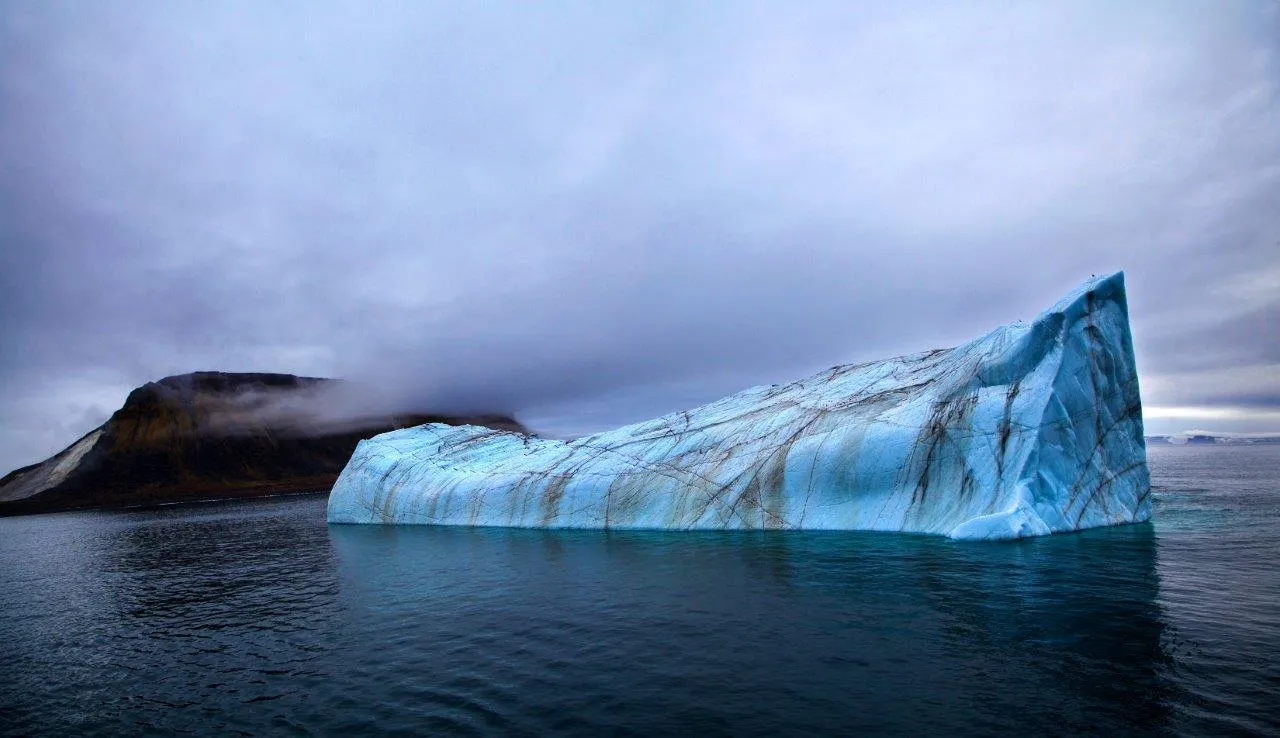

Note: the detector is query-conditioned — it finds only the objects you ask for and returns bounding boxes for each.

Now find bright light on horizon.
[1141,405,1280,437]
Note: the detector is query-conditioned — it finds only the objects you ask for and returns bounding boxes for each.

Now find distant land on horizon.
[1145,433,1280,445]
[0,371,525,517]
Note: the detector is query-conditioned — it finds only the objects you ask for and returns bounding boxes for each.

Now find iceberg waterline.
[327,273,1150,540]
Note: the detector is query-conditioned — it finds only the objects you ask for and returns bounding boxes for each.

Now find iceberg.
[328,272,1150,540]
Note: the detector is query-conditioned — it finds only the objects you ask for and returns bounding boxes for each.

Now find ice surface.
[327,273,1150,539]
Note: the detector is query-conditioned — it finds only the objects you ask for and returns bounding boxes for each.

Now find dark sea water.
[1,444,1277,736]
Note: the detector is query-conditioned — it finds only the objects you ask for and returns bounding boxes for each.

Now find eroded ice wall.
[327,273,1150,539]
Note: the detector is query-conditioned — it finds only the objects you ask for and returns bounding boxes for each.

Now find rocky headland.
[0,372,524,516]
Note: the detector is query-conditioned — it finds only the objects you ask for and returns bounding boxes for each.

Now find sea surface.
[1,444,1277,736]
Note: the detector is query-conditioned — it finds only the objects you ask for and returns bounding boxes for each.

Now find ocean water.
[1,444,1277,736]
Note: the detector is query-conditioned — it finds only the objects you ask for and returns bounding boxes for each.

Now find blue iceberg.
[328,273,1150,539]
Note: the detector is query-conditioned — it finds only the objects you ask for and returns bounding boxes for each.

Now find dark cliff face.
[0,372,526,516]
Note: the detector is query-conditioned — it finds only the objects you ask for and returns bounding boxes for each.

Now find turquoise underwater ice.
[327,273,1150,540]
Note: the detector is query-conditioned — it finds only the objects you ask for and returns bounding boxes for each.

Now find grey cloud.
[1143,302,1279,374]
[1,0,1278,471]
[1202,392,1280,410]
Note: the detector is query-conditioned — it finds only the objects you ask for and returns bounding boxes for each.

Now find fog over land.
[1,1,1277,473]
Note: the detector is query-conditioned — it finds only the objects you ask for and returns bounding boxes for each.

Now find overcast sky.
[1,1,1277,473]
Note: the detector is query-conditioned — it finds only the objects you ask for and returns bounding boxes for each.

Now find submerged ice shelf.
[328,273,1150,540]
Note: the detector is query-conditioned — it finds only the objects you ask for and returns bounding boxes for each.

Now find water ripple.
[1,445,1277,735]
